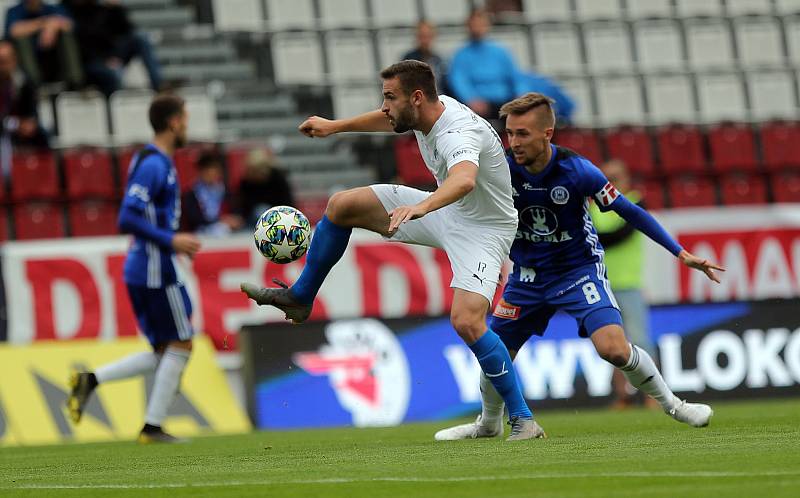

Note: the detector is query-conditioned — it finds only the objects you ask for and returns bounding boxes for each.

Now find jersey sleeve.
[440,128,482,171]
[121,156,165,212]
[574,159,621,212]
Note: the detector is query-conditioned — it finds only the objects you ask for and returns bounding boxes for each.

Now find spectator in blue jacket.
[448,8,526,119]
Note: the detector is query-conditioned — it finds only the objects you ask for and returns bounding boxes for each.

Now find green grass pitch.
[1,398,799,498]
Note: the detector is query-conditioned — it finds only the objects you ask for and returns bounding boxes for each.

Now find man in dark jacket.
[237,147,294,227]
[181,151,242,235]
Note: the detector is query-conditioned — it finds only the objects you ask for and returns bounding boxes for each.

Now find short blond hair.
[499,93,555,127]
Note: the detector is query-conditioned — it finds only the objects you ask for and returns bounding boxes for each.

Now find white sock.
[621,344,678,412]
[95,352,159,383]
[479,371,505,424]
[145,347,190,426]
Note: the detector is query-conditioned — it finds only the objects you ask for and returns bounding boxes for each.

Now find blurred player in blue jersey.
[67,94,202,443]
[435,93,724,440]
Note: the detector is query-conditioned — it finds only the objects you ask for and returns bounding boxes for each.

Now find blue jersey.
[508,144,621,282]
[121,144,181,288]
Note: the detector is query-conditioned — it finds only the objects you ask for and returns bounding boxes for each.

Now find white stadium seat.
[492,27,532,68]
[595,75,645,126]
[522,0,572,22]
[110,90,155,145]
[370,0,419,27]
[212,0,263,31]
[532,23,583,75]
[734,17,784,68]
[574,0,621,20]
[56,91,109,147]
[554,76,594,127]
[583,22,634,73]
[37,96,55,135]
[320,0,367,29]
[675,0,723,18]
[746,70,797,121]
[326,30,377,83]
[785,17,800,64]
[271,32,325,85]
[421,0,470,25]
[634,20,684,71]
[776,0,800,15]
[265,0,315,30]
[685,20,735,70]
[332,85,382,119]
[644,73,696,124]
[726,0,773,16]
[696,72,747,123]
[376,28,416,68]
[180,89,218,142]
[433,28,467,60]
[626,0,673,19]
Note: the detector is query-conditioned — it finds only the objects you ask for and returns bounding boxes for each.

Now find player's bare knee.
[450,314,483,343]
[325,191,351,224]
[168,340,193,353]
[598,342,629,367]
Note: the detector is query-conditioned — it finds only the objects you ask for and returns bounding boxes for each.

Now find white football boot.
[668,399,714,427]
[506,417,547,441]
[434,415,504,441]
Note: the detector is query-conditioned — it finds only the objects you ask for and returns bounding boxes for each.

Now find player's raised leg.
[591,324,713,427]
[241,187,391,323]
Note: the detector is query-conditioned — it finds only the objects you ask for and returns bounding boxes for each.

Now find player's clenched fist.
[299,116,337,138]
[172,232,201,257]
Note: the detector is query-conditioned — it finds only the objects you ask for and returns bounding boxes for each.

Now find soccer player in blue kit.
[67,94,202,443]
[435,93,725,440]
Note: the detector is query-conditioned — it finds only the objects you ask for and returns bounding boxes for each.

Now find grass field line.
[5,470,800,489]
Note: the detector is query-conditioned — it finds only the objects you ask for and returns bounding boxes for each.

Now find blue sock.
[291,216,352,304]
[468,329,532,420]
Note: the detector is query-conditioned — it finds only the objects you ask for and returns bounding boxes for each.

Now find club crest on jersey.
[550,186,569,204]
[493,299,521,320]
[520,206,558,235]
[595,182,619,207]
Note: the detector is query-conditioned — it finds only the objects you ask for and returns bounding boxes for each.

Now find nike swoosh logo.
[485,361,509,378]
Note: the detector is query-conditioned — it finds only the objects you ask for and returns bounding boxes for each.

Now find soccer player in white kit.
[242,60,544,440]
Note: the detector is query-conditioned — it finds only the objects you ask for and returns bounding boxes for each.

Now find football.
[253,206,311,264]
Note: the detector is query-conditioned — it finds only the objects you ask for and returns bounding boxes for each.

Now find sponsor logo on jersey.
[595,182,619,207]
[451,149,470,160]
[520,206,558,235]
[512,187,520,197]
[127,184,150,202]
[551,186,570,204]
[493,299,521,320]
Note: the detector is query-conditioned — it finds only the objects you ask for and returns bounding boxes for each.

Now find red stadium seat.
[770,170,800,203]
[115,146,138,196]
[632,180,666,210]
[394,135,435,188]
[13,202,65,240]
[68,201,119,237]
[0,208,8,241]
[708,123,758,173]
[656,125,706,175]
[63,148,115,199]
[295,196,329,225]
[11,151,59,201]
[719,173,768,205]
[553,127,604,165]
[667,176,717,208]
[224,146,250,194]
[760,121,800,172]
[174,145,207,192]
[604,127,656,176]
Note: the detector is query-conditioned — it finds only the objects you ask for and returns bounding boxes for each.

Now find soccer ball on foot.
[253,206,311,264]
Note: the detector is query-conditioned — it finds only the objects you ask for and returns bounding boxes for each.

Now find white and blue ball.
[253,206,311,264]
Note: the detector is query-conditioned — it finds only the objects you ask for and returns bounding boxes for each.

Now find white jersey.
[413,95,517,229]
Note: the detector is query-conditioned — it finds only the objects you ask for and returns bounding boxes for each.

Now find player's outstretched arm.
[299,110,393,137]
[608,196,725,282]
[388,161,477,233]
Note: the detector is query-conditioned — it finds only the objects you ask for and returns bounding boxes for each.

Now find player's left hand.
[679,249,725,283]
[387,204,427,234]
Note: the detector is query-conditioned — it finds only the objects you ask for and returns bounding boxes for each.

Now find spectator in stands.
[402,20,447,96]
[589,159,658,410]
[181,151,243,236]
[62,0,163,96]
[0,40,49,152]
[448,8,526,119]
[4,0,83,88]
[237,147,294,227]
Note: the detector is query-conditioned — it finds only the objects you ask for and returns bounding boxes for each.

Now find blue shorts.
[489,264,622,351]
[126,283,194,347]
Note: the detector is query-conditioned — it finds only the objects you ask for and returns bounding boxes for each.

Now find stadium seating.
[632,180,667,211]
[584,21,634,73]
[174,146,206,192]
[68,201,119,237]
[643,73,696,125]
[633,19,684,72]
[11,151,59,201]
[553,128,604,166]
[626,0,673,19]
[394,135,435,188]
[224,146,250,193]
[0,208,8,241]
[370,0,419,27]
[604,127,656,176]
[668,176,717,208]
[55,91,110,147]
[656,124,706,174]
[719,173,768,205]
[63,149,116,199]
[13,202,65,240]
[760,121,800,171]
[707,123,758,173]
[746,70,797,121]
[770,170,800,203]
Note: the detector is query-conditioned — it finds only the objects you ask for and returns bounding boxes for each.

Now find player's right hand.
[679,249,725,283]
[299,116,336,138]
[172,233,201,257]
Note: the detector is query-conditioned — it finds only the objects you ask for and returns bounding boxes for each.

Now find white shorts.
[371,184,515,304]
